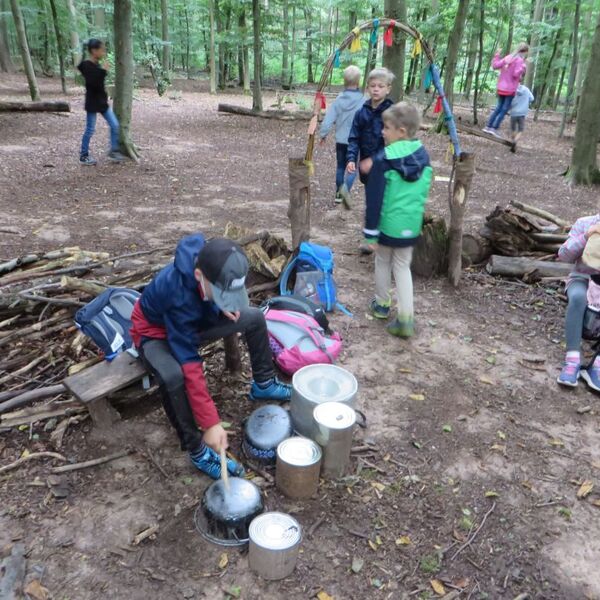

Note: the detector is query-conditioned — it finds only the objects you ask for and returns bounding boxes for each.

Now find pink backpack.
[265,309,343,375]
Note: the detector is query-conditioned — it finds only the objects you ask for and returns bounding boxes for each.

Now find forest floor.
[1,73,600,600]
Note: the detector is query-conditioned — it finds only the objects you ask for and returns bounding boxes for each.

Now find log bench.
[63,334,243,429]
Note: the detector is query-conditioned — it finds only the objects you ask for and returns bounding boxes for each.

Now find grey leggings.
[565,279,589,351]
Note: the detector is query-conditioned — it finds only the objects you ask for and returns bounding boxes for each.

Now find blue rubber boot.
[190,445,245,479]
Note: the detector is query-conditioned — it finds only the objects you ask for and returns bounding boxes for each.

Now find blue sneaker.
[370,299,390,320]
[557,361,580,387]
[580,365,600,392]
[249,378,292,402]
[189,445,245,480]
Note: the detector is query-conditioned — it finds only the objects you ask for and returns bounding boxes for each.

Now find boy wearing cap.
[130,233,291,479]
[557,216,600,391]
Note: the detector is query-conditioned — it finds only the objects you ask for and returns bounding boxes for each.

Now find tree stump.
[448,153,476,287]
[412,214,449,277]
[288,157,311,249]
[462,233,492,266]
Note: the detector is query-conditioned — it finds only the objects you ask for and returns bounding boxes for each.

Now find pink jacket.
[558,214,600,281]
[492,53,527,95]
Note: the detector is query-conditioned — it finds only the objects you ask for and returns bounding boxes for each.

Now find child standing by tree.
[77,39,125,165]
[363,102,433,338]
[319,65,364,205]
[509,82,534,153]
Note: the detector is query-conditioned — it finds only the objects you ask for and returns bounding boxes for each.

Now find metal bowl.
[195,477,264,547]
[242,404,293,465]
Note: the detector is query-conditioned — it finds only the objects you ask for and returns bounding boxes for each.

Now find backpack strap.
[279,256,299,296]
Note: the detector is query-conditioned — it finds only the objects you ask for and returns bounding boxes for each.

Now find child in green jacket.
[364,102,433,338]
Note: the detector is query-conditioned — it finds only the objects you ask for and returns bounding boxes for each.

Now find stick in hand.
[220,447,230,492]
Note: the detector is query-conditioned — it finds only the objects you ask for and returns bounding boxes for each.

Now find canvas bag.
[75,287,140,360]
[265,309,342,375]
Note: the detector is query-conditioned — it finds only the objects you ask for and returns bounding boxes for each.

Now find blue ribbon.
[370,18,380,46]
[333,49,341,68]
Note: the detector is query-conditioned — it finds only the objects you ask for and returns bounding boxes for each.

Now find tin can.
[313,402,356,479]
[248,512,302,580]
[275,437,322,499]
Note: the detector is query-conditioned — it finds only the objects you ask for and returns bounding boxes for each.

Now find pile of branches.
[0,226,289,429]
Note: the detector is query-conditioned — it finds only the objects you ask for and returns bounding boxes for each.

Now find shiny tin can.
[291,364,358,440]
[275,437,322,499]
[248,512,302,580]
[313,402,356,479]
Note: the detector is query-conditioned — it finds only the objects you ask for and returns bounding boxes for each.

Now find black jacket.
[346,98,394,164]
[77,60,109,113]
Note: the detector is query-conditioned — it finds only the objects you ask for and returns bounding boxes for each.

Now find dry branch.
[486,255,572,278]
[0,384,66,414]
[0,451,67,474]
[510,200,570,229]
[0,100,70,112]
[218,103,311,121]
[51,449,134,473]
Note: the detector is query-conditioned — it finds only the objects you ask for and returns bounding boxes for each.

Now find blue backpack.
[279,242,350,315]
[75,288,141,361]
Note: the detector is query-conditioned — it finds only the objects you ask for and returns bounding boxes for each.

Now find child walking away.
[364,102,433,338]
[319,65,364,205]
[77,39,126,165]
[483,42,529,138]
[509,83,534,153]
[557,217,600,391]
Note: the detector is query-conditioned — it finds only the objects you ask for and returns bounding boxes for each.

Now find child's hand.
[346,162,356,174]
[585,225,600,240]
[359,157,373,175]
[102,61,110,71]
[203,423,229,452]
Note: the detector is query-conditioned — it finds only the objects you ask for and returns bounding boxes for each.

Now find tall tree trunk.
[472,0,485,124]
[442,0,470,108]
[506,0,515,53]
[65,0,80,67]
[209,0,216,94]
[251,0,262,111]
[39,0,53,75]
[525,0,544,89]
[383,0,407,101]
[281,0,289,85]
[559,0,581,138]
[305,7,313,84]
[9,0,40,100]
[567,9,600,184]
[215,0,225,88]
[534,12,563,120]
[113,0,137,159]
[160,0,169,72]
[93,0,105,32]
[184,4,190,78]
[463,18,478,99]
[48,0,67,92]
[288,3,296,89]
[239,7,249,93]
[0,0,15,72]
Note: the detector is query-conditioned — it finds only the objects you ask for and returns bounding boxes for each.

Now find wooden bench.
[63,334,242,429]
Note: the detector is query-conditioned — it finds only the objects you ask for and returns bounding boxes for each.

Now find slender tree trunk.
[239,7,249,93]
[9,0,40,100]
[567,8,600,184]
[251,0,262,111]
[281,0,289,85]
[64,0,80,67]
[288,3,296,89]
[463,18,478,98]
[0,0,15,72]
[39,0,53,75]
[209,0,216,94]
[472,0,485,124]
[184,4,190,78]
[559,0,580,138]
[48,0,67,93]
[305,7,313,84]
[506,0,515,53]
[383,0,407,101]
[442,0,470,108]
[215,0,225,88]
[113,0,137,159]
[525,0,544,89]
[160,0,169,72]
[93,0,105,32]
[534,12,563,120]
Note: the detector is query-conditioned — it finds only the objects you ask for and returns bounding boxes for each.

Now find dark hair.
[86,38,104,53]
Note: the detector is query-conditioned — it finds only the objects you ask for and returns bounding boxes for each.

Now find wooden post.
[288,158,311,248]
[224,334,242,373]
[447,152,476,287]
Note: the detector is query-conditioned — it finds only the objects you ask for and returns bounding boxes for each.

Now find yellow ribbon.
[350,27,362,53]
[411,37,422,58]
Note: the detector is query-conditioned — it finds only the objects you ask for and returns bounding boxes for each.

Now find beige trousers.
[374,245,414,320]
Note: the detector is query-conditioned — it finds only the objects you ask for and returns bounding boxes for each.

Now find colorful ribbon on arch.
[350,27,362,52]
[315,91,327,110]
[370,18,380,46]
[383,20,396,47]
[333,49,341,68]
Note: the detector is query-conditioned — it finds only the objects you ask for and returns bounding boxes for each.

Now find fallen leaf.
[442,424,452,433]
[351,556,364,573]
[395,535,411,545]
[453,528,467,542]
[490,444,506,453]
[485,490,499,498]
[412,441,422,449]
[24,580,49,600]
[21,449,31,458]
[479,375,494,385]
[317,592,333,600]
[409,393,425,401]
[497,430,506,440]
[486,355,496,365]
[218,552,229,569]
[371,482,386,492]
[591,499,600,507]
[453,576,471,588]
[430,579,446,595]
[592,461,600,470]
[375,535,383,546]
[368,539,378,551]
[549,438,564,447]
[227,586,241,599]
[399,368,412,373]
[371,578,383,588]
[577,480,594,499]
[221,421,232,429]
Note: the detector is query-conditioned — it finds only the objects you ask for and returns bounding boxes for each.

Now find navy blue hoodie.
[346,98,394,164]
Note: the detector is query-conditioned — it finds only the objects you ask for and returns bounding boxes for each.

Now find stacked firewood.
[0,226,289,425]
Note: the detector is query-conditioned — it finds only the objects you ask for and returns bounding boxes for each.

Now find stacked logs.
[0,226,289,421]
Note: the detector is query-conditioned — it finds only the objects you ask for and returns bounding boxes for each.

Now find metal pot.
[275,437,322,499]
[195,477,264,547]
[313,402,356,479]
[249,512,302,580]
[291,364,358,440]
[242,404,293,465]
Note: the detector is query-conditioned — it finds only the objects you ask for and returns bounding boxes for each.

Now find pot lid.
[313,402,356,430]
[292,364,358,404]
[245,404,292,450]
[277,437,322,466]
[249,512,301,550]
[202,477,263,522]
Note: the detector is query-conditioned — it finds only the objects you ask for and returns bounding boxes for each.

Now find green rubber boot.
[387,317,414,339]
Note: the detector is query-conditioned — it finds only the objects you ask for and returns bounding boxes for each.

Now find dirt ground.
[1,73,600,600]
